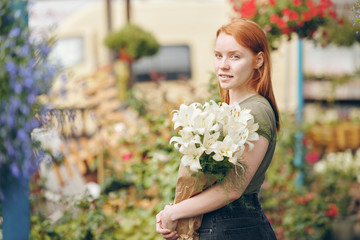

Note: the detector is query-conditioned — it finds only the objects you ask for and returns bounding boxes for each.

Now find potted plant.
[229,0,342,49]
[104,23,159,62]
[312,149,360,239]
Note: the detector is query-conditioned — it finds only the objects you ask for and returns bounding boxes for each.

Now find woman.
[156,18,280,240]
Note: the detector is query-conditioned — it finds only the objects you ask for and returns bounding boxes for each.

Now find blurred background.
[1,0,360,239]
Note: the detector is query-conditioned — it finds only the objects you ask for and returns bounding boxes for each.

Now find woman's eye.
[231,55,240,59]
[215,53,222,58]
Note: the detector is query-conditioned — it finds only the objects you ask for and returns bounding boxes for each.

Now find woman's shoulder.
[239,95,276,141]
[239,95,274,119]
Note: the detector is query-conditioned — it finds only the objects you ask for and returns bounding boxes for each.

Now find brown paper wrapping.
[173,163,216,240]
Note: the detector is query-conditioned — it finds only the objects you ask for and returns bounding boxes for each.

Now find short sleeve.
[239,98,276,143]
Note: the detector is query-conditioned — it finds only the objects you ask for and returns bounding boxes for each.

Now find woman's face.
[214,33,255,92]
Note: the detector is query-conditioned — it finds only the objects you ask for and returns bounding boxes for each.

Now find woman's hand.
[156,209,179,240]
[161,205,178,231]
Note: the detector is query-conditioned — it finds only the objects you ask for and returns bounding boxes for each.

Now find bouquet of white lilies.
[170,100,259,180]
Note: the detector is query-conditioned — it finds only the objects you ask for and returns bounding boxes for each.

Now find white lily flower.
[169,100,260,173]
[202,130,220,154]
[192,111,216,135]
[218,103,232,125]
[229,128,249,146]
[179,142,205,172]
[203,100,220,116]
[229,146,246,164]
[172,103,201,129]
[170,127,200,149]
[212,135,239,161]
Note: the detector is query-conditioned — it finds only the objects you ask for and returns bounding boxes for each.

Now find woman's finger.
[161,231,178,240]
[156,221,171,234]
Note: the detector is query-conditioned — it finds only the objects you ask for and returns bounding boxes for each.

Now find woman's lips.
[218,74,233,81]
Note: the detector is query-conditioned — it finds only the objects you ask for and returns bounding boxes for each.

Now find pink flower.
[122,153,133,161]
[305,152,320,164]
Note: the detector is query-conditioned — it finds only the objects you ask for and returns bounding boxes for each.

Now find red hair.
[216,18,280,131]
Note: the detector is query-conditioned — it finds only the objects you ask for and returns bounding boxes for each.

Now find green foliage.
[30,89,181,239]
[261,115,345,239]
[353,0,360,26]
[199,153,233,183]
[317,18,360,47]
[29,75,360,239]
[30,195,122,240]
[207,72,221,103]
[104,23,159,60]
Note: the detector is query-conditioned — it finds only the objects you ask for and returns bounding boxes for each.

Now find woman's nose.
[219,58,230,69]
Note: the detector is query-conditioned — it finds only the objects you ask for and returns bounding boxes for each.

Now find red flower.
[266,214,273,225]
[282,8,291,16]
[329,10,337,19]
[292,0,302,7]
[338,18,344,25]
[305,151,320,164]
[289,11,299,21]
[295,192,314,204]
[240,0,257,18]
[302,136,309,147]
[270,13,280,24]
[302,11,312,21]
[320,0,334,7]
[281,8,299,21]
[282,27,292,35]
[309,7,317,17]
[306,226,315,235]
[325,204,339,218]
[277,18,287,29]
[268,0,276,6]
[306,0,315,8]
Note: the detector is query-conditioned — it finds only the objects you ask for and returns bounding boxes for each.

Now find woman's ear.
[255,52,264,69]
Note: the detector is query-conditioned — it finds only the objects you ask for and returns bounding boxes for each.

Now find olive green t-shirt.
[238,94,277,194]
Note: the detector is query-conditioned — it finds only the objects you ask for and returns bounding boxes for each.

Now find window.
[133,45,192,82]
[49,37,84,67]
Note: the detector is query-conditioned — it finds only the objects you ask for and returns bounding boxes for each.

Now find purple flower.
[9,27,21,38]
[10,162,20,178]
[17,128,28,142]
[5,61,17,77]
[10,96,21,110]
[22,159,37,179]
[24,77,34,89]
[5,114,15,129]
[17,44,30,57]
[26,93,36,104]
[19,66,32,78]
[39,44,51,56]
[11,81,23,94]
[20,104,30,115]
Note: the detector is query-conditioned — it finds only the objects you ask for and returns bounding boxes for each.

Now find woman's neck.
[229,89,257,105]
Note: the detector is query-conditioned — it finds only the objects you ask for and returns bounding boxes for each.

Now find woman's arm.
[162,136,269,223]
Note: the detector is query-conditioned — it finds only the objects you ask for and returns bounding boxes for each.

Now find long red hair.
[216,18,280,131]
